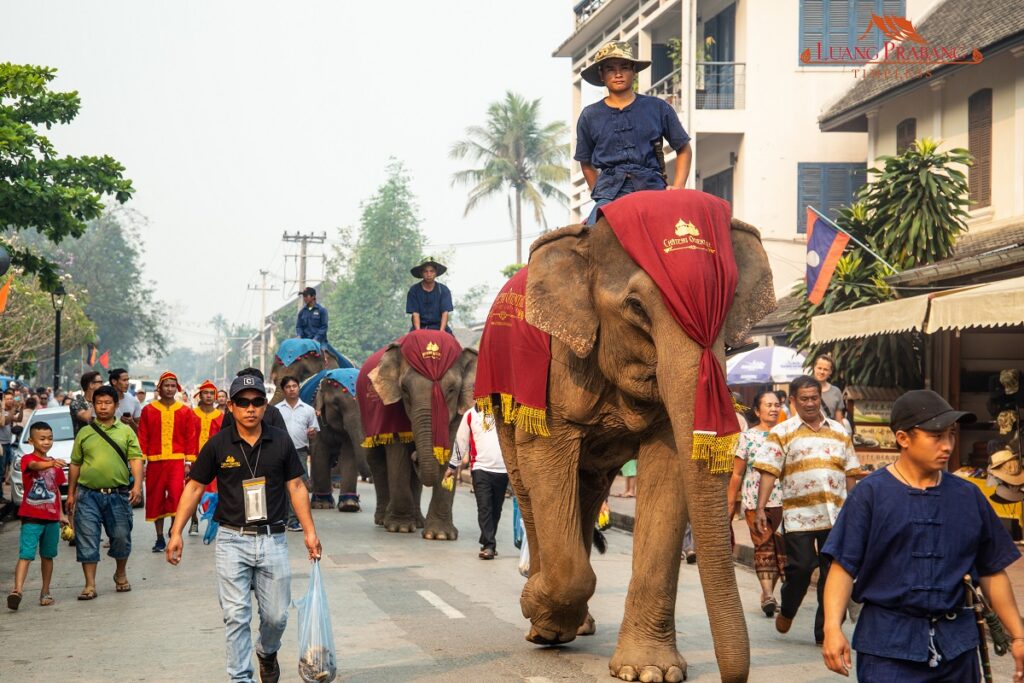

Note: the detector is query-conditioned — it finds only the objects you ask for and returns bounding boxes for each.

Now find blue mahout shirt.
[821,468,1020,663]
[296,302,328,342]
[574,94,691,202]
[406,282,453,333]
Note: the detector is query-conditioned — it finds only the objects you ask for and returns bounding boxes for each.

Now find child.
[8,422,68,610]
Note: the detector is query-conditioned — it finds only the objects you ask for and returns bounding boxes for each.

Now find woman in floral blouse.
[727,388,785,617]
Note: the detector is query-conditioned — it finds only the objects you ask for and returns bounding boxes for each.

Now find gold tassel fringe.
[398,431,414,444]
[475,393,549,436]
[432,446,450,466]
[361,431,415,448]
[691,431,739,474]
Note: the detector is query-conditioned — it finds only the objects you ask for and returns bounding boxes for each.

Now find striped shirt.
[752,416,860,533]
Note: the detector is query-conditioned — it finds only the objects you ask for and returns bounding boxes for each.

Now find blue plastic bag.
[296,561,337,682]
[199,492,219,545]
[512,497,523,549]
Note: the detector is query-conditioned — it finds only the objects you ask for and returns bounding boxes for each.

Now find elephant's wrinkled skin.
[370,344,478,540]
[269,348,338,404]
[496,218,775,682]
[312,380,372,511]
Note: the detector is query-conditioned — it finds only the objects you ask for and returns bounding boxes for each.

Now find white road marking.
[417,590,465,619]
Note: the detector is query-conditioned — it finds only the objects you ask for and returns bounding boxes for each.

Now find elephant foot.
[422,520,458,541]
[521,576,584,646]
[609,643,687,682]
[374,510,386,526]
[338,494,360,512]
[415,513,425,529]
[577,612,596,636]
[383,514,418,534]
[310,495,335,510]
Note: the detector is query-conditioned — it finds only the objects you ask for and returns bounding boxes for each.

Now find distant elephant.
[366,332,478,540]
[270,338,353,404]
[310,369,371,511]
[485,208,775,682]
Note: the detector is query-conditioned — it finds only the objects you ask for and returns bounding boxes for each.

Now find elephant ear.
[525,224,597,358]
[456,347,479,415]
[723,218,777,347]
[370,345,403,406]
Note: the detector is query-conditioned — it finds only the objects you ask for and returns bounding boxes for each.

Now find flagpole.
[810,206,898,274]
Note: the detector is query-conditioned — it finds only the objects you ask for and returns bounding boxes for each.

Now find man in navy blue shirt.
[295,287,328,343]
[821,390,1024,681]
[406,258,453,334]
[576,41,692,224]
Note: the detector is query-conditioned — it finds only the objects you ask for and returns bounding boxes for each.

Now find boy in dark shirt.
[7,422,68,610]
[575,41,692,224]
[821,390,1024,681]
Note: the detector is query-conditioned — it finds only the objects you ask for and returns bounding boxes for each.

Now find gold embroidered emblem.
[422,341,441,360]
[221,454,241,469]
[663,217,716,255]
[675,219,699,237]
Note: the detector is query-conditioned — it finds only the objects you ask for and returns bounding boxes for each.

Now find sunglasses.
[231,396,268,408]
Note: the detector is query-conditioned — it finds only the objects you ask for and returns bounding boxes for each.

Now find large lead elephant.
[370,340,478,540]
[494,216,775,682]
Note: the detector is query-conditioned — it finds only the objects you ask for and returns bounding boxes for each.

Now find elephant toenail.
[617,665,638,681]
[665,666,685,682]
[639,665,664,682]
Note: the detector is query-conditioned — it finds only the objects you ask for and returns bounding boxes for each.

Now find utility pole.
[282,231,327,307]
[248,269,278,375]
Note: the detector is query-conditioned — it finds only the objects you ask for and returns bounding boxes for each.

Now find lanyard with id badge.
[240,440,267,523]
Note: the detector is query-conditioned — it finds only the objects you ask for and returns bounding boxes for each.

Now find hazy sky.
[3,1,597,353]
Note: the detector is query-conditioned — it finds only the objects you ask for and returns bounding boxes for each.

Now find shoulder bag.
[87,420,135,486]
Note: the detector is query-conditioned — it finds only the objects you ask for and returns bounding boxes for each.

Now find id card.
[242,477,268,523]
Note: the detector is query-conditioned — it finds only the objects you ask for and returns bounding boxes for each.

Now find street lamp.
[51,284,66,391]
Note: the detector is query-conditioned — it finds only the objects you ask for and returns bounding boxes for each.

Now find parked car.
[10,407,73,506]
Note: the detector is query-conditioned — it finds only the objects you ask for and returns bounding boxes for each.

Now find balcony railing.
[573,0,609,28]
[644,62,747,110]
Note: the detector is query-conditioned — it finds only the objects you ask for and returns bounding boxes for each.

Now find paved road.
[0,486,1015,682]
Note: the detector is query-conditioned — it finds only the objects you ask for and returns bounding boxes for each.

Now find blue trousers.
[74,487,133,563]
[856,648,980,682]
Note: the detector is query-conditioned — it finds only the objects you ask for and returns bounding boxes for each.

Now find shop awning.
[925,275,1024,333]
[810,294,932,343]
[810,275,1024,343]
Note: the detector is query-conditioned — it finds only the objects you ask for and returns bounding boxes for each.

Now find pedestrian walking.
[221,368,288,433]
[138,371,199,552]
[66,385,144,600]
[812,353,845,422]
[575,41,692,224]
[7,422,68,610]
[275,375,317,532]
[753,374,860,644]
[821,390,1024,681]
[109,368,142,432]
[216,389,229,412]
[190,379,224,533]
[70,372,104,434]
[0,390,22,502]
[727,389,786,617]
[166,373,321,683]
[406,257,454,334]
[443,406,507,559]
[615,459,637,497]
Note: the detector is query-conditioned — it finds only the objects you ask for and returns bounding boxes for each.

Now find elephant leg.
[309,437,335,509]
[517,434,593,646]
[574,464,619,637]
[367,448,389,526]
[496,421,541,577]
[356,447,372,481]
[336,439,361,512]
[410,467,425,528]
[382,444,418,533]
[422,476,458,541]
[610,430,688,683]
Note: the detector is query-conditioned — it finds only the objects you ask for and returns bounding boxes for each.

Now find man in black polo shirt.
[166,374,321,683]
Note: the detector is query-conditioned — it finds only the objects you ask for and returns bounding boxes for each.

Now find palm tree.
[450,91,570,264]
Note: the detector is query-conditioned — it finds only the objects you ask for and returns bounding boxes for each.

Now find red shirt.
[138,401,199,462]
[19,453,66,521]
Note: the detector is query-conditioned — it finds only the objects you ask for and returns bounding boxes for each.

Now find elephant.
[270,338,352,404]
[310,370,372,512]
[489,214,775,682]
[368,338,478,540]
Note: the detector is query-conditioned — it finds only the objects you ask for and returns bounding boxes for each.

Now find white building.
[554,0,940,297]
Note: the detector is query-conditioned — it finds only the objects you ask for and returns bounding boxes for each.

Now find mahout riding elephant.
[362,330,478,540]
[270,338,353,403]
[479,193,775,682]
[307,368,372,511]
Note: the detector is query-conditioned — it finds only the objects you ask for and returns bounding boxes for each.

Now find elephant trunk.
[409,406,441,488]
[657,334,750,682]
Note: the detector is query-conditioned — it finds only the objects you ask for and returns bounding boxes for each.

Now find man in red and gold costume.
[138,371,198,553]
[188,379,223,535]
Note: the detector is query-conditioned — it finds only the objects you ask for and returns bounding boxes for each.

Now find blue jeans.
[74,487,134,563]
[215,528,292,683]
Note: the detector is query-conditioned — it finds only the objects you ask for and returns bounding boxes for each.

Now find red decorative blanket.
[473,267,552,436]
[357,342,412,448]
[399,330,462,465]
[600,189,739,473]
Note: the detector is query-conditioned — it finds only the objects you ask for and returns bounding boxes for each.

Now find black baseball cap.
[299,287,316,297]
[229,374,267,399]
[890,390,975,433]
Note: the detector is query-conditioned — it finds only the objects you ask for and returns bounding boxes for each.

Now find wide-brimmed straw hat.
[581,41,651,86]
[411,257,447,279]
[989,449,1024,486]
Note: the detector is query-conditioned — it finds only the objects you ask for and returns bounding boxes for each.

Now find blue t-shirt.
[822,468,1020,663]
[296,302,328,342]
[574,94,691,202]
[405,282,453,332]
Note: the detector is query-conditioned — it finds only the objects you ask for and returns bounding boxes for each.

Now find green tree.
[0,63,134,290]
[453,284,490,328]
[21,209,167,362]
[500,263,525,280]
[325,160,425,363]
[450,91,570,264]
[786,140,972,387]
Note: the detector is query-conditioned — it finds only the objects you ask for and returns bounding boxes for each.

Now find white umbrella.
[726,346,807,385]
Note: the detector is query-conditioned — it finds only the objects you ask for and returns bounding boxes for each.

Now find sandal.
[761,595,777,618]
[113,574,131,593]
[7,591,22,610]
[78,587,98,600]
[39,593,54,607]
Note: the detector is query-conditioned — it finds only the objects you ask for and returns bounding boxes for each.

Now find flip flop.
[78,587,98,600]
[39,593,54,607]
[113,574,131,593]
[7,591,22,610]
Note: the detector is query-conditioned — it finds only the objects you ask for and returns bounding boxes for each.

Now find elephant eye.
[625,296,650,326]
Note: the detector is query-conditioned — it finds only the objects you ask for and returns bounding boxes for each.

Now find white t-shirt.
[116,392,143,419]
[448,408,506,474]
[277,399,319,450]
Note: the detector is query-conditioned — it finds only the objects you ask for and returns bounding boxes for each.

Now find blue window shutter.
[797,163,824,234]
[800,0,826,64]
[826,165,853,218]
[829,0,851,55]
[798,163,866,233]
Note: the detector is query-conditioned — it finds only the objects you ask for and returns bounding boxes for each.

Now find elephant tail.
[592,528,607,555]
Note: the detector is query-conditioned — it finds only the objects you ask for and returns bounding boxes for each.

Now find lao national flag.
[805,208,850,305]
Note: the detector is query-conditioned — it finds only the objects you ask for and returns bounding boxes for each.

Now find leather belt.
[220,523,286,536]
[81,485,131,495]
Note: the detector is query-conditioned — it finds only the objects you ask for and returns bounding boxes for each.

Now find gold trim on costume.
[782,491,846,510]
